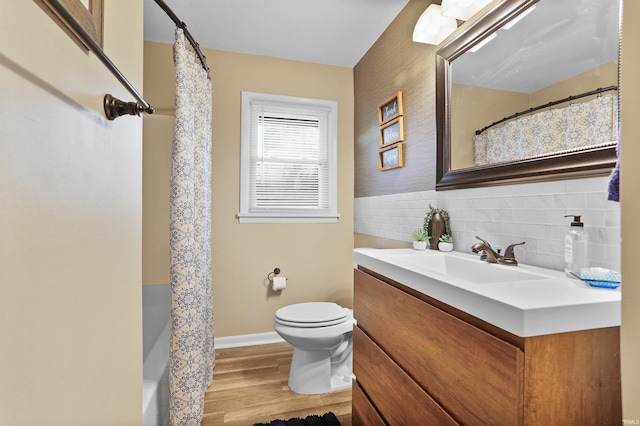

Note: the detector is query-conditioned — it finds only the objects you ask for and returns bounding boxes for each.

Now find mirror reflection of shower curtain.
[169,28,214,426]
[475,94,618,165]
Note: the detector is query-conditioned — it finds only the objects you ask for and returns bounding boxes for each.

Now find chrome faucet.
[471,236,525,266]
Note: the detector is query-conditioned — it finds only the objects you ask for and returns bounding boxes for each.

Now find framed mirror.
[435,0,620,190]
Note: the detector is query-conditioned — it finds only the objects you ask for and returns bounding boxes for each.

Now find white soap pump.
[564,214,588,278]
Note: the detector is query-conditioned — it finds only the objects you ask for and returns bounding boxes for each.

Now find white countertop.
[353,248,621,337]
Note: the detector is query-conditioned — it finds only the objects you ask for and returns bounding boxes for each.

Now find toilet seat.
[275,302,348,328]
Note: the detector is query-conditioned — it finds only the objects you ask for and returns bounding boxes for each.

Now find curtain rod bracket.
[104,94,154,120]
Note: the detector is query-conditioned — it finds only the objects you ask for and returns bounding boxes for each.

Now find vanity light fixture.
[412,4,457,45]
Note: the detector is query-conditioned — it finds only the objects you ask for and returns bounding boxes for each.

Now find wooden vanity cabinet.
[352,267,622,425]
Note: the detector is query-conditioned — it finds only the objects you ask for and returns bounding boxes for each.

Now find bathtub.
[143,285,170,426]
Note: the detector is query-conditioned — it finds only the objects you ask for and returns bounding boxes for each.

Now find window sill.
[237,212,340,224]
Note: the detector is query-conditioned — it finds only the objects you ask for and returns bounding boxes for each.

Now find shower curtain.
[474,93,618,165]
[169,29,214,426]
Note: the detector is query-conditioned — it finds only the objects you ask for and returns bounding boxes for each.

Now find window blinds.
[248,103,330,211]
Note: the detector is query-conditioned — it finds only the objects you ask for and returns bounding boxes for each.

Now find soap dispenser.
[564,215,588,278]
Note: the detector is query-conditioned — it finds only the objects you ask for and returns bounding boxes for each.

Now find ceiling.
[143,0,411,68]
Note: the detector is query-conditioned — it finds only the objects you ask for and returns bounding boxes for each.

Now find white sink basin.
[353,247,621,337]
[386,251,547,284]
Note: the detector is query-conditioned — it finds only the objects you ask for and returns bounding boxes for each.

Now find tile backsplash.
[354,176,621,272]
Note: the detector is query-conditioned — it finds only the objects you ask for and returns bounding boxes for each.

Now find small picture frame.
[379,116,404,147]
[378,143,404,171]
[378,91,404,125]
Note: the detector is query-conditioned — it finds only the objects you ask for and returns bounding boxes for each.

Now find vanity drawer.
[351,380,386,426]
[354,269,524,424]
[353,326,458,425]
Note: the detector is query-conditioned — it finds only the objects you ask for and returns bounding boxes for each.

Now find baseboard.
[215,332,285,349]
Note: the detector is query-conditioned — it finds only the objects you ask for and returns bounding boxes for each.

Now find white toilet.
[273,302,356,395]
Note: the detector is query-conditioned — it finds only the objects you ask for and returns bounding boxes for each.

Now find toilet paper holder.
[267,267,286,283]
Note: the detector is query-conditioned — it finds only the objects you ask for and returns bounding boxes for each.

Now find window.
[238,92,339,223]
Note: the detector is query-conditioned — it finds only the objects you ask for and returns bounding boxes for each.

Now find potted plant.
[412,228,429,250]
[423,205,452,250]
[438,234,453,252]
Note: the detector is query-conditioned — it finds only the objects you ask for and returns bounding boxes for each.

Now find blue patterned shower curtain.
[473,93,618,166]
[169,29,214,426]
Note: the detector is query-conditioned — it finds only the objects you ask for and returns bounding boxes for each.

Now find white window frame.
[238,91,339,224]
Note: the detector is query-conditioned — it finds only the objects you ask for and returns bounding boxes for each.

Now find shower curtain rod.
[475,85,618,135]
[153,0,211,79]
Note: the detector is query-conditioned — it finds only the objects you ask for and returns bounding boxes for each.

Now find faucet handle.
[475,235,492,247]
[504,241,525,259]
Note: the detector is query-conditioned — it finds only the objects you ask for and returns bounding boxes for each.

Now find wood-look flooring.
[202,342,352,426]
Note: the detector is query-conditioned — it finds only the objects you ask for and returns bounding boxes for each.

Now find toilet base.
[287,347,353,395]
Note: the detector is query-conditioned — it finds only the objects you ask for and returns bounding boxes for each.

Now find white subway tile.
[354,177,620,272]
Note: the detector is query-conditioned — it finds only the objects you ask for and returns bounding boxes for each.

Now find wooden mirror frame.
[435,0,619,191]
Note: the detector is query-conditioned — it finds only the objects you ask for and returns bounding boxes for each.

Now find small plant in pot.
[412,229,429,251]
[438,234,453,252]
[423,205,452,250]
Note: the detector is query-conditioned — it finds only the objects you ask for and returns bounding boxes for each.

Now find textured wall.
[354,0,438,197]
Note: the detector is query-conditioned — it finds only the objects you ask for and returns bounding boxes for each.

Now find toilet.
[273,302,356,395]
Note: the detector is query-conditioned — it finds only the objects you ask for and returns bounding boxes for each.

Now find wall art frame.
[379,116,405,147]
[378,143,405,171]
[378,91,404,125]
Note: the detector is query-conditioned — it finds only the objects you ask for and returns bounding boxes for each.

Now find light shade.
[412,4,458,45]
[441,0,493,21]
[441,0,475,21]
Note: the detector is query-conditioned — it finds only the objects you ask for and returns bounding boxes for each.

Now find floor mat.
[253,412,341,426]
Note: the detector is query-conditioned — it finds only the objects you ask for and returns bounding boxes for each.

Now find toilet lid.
[275,302,348,327]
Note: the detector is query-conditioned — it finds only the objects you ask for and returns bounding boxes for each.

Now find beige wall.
[531,61,618,106]
[0,1,143,425]
[620,0,640,418]
[450,84,529,169]
[142,114,173,285]
[143,42,354,337]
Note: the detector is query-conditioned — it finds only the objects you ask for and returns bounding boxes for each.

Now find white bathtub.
[143,285,170,426]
